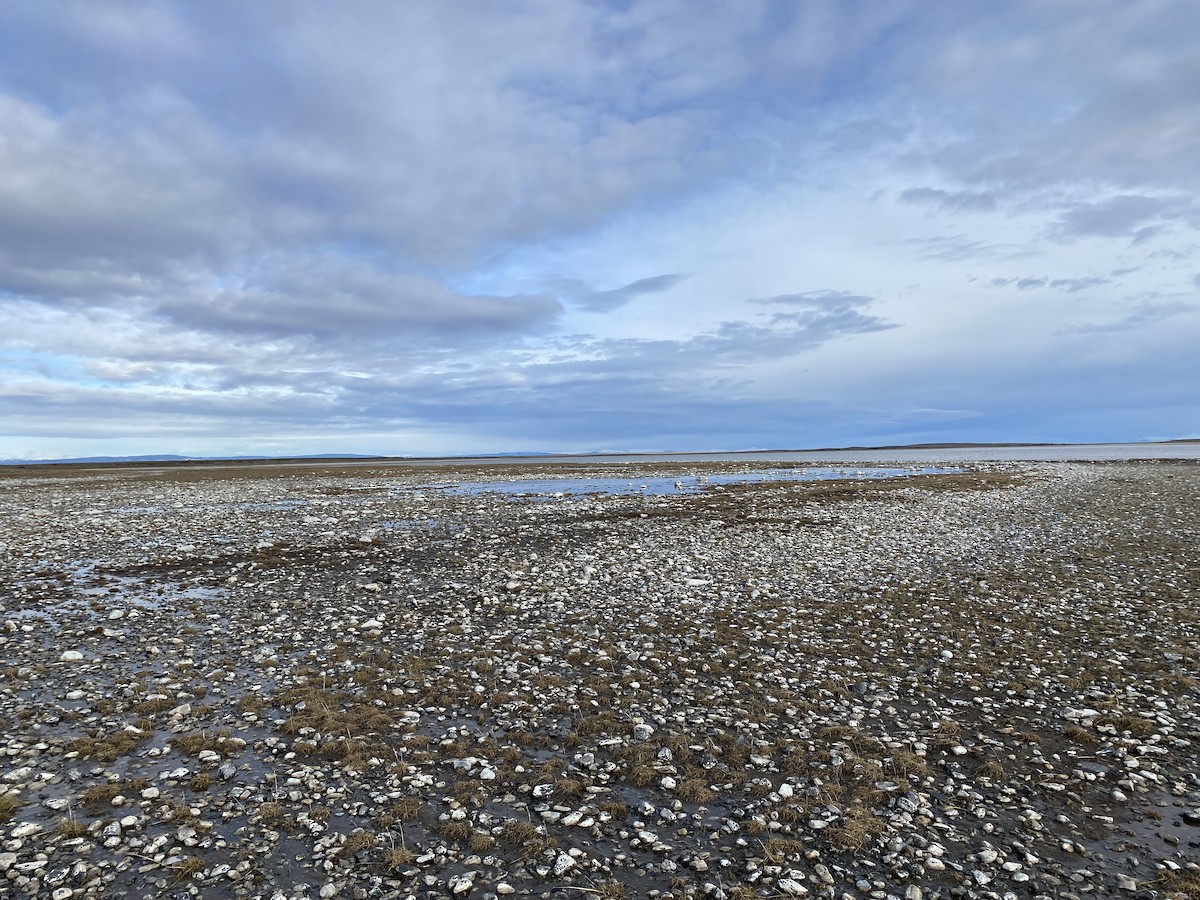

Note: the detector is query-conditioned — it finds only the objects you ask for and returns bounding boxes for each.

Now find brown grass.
[68,729,150,762]
[676,777,716,804]
[469,832,497,852]
[341,830,376,856]
[1160,870,1200,899]
[257,802,283,822]
[1098,715,1158,737]
[169,730,231,757]
[976,759,1005,780]
[762,837,807,864]
[435,820,473,841]
[598,800,628,820]
[380,846,417,869]
[1062,724,1099,745]
[826,806,885,852]
[171,856,205,884]
[56,817,90,838]
[379,797,422,825]
[81,783,122,808]
[885,751,931,780]
[0,794,19,823]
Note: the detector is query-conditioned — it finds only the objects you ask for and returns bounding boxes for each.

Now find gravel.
[1,458,1198,899]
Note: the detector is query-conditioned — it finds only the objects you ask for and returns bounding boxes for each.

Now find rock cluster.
[0,459,1198,899]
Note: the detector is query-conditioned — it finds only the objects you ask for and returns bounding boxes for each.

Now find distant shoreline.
[2,438,1199,470]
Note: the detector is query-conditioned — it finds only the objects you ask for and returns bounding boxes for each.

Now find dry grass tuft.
[885,751,930,780]
[762,837,807,864]
[976,759,1005,780]
[469,832,497,852]
[341,829,376,856]
[435,820,473,841]
[676,778,716,804]
[1062,724,1099,745]
[171,856,205,884]
[826,806,885,852]
[56,816,90,838]
[257,801,283,822]
[0,793,20,823]
[68,729,150,762]
[169,730,231,757]
[380,846,416,869]
[81,783,122,808]
[598,800,628,820]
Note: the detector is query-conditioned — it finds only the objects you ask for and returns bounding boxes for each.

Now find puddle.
[426,466,956,498]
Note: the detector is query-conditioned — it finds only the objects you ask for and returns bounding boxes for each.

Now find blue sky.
[1,1,1197,458]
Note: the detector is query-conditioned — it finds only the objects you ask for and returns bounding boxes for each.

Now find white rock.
[10,822,42,839]
[777,878,808,896]
[552,852,576,875]
[449,871,476,894]
[60,650,85,662]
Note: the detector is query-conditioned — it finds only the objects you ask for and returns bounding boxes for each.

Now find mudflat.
[1,460,1198,899]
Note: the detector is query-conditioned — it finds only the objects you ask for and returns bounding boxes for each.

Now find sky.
[1,0,1198,459]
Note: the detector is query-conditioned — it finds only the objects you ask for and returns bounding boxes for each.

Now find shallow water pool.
[430,466,956,498]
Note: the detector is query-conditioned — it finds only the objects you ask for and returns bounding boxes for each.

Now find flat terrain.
[1,460,1198,899]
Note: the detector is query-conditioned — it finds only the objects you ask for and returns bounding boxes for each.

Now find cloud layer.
[1,1,1197,457]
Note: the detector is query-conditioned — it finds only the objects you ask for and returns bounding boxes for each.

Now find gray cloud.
[898,187,996,212]
[2,2,1199,455]
[158,262,561,342]
[555,273,687,313]
[903,234,1033,263]
[1049,195,1198,243]
[990,275,1111,293]
[1065,299,1194,335]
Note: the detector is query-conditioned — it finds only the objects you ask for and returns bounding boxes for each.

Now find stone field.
[1,459,1198,899]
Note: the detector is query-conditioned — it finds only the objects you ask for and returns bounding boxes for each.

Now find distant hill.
[0,453,382,467]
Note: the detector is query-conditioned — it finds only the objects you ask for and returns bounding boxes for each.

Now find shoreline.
[2,461,1198,898]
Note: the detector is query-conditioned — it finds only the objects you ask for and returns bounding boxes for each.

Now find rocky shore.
[1,459,1198,899]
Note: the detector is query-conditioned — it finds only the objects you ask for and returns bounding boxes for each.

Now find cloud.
[158,260,562,342]
[989,275,1111,293]
[1049,195,1198,242]
[555,273,687,312]
[898,187,996,212]
[1065,299,1195,334]
[903,234,1032,263]
[2,2,1200,456]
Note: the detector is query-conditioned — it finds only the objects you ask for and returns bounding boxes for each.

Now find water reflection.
[432,466,956,498]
